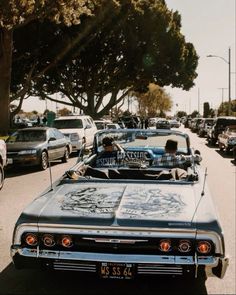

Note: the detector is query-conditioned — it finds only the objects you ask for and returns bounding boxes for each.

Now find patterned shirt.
[152,153,201,168]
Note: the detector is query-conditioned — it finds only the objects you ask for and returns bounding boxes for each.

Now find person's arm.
[178,154,202,164]
[113,141,123,152]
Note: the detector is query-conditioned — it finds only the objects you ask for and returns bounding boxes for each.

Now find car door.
[84,117,97,147]
[47,129,62,160]
[52,128,67,158]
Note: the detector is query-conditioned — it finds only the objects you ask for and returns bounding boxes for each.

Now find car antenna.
[201,167,207,196]
[190,168,207,224]
[76,143,86,163]
[49,161,53,191]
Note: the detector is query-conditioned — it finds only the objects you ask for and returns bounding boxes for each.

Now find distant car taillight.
[61,235,73,248]
[197,241,212,254]
[178,240,191,253]
[42,234,55,247]
[25,233,38,246]
[159,239,171,252]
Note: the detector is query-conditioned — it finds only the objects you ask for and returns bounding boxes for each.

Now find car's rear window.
[217,119,236,127]
[7,130,46,142]
[53,119,83,129]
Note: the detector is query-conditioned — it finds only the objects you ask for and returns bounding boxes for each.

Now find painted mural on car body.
[11,129,228,281]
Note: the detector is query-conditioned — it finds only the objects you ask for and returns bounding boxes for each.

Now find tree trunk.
[0,28,12,135]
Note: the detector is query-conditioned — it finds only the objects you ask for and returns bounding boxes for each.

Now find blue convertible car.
[11,129,228,281]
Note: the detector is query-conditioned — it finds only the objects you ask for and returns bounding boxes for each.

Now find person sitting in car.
[153,139,201,168]
[66,137,124,180]
[95,136,124,167]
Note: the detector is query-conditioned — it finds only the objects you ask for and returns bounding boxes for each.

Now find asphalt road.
[0,127,235,295]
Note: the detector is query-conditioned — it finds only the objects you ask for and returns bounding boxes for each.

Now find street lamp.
[207,47,231,115]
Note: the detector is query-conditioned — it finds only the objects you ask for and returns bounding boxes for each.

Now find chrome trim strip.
[13,223,224,255]
[82,237,149,244]
[14,222,197,245]
[13,223,224,254]
[13,224,38,245]
[12,247,219,267]
[196,231,224,254]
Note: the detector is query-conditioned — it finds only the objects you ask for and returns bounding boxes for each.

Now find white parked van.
[53,115,97,152]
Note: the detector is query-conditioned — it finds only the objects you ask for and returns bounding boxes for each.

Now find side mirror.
[48,137,56,142]
[85,124,92,129]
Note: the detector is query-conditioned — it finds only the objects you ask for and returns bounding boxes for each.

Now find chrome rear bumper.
[11,246,229,279]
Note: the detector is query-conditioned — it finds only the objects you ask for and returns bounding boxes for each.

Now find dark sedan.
[156,119,170,129]
[6,127,72,170]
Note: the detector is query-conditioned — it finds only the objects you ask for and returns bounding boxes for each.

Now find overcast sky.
[22,0,236,115]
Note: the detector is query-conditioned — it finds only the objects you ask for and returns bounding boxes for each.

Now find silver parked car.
[6,127,72,170]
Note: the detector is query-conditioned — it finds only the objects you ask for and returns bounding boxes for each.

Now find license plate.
[100,262,134,279]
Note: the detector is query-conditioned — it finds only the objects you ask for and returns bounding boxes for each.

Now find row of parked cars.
[0,115,99,188]
[187,116,236,157]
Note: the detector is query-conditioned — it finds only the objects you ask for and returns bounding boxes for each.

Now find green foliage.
[20,0,198,119]
[5,0,199,121]
[203,102,210,118]
[134,83,172,117]
[0,0,101,29]
[58,107,71,116]
[191,110,200,118]
[176,111,187,118]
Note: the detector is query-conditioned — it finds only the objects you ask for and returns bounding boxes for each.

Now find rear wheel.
[0,164,4,190]
[62,147,69,163]
[218,142,224,151]
[39,151,48,170]
[225,147,231,154]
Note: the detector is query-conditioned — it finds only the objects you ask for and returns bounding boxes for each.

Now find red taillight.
[159,239,171,252]
[42,234,55,247]
[61,235,73,248]
[25,233,38,246]
[197,241,211,254]
[178,240,191,253]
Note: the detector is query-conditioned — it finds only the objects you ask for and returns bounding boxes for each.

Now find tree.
[191,110,200,118]
[176,111,187,118]
[29,0,198,119]
[134,83,172,117]
[203,102,210,117]
[0,0,116,135]
[58,107,71,117]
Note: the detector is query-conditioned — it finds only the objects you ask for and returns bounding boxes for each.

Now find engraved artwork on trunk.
[119,188,186,218]
[61,187,124,216]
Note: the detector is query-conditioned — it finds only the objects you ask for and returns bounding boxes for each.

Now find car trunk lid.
[37,182,199,229]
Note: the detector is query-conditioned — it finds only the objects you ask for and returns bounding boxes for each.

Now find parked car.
[11,129,228,281]
[0,139,7,190]
[106,123,121,130]
[116,120,126,129]
[207,116,236,145]
[52,115,97,152]
[6,127,72,170]
[198,118,214,137]
[169,119,181,128]
[156,119,170,129]
[190,118,203,133]
[121,115,141,128]
[94,120,112,130]
[218,125,236,153]
[149,117,158,126]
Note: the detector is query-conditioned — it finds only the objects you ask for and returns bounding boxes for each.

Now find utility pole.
[207,47,231,115]
[218,87,227,113]
[198,88,200,115]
